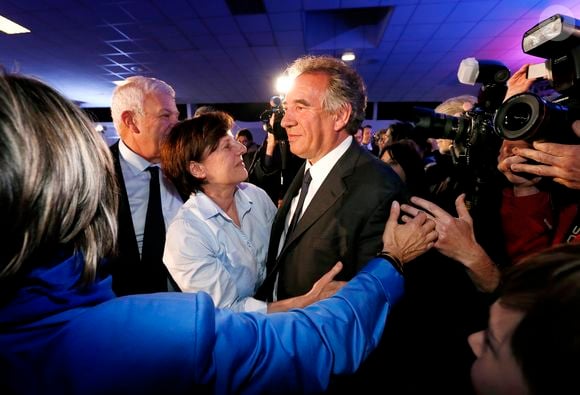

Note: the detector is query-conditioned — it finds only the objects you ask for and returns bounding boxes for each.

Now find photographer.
[497,63,580,264]
[247,100,303,207]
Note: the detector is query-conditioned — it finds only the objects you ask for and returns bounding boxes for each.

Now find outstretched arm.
[401,194,500,292]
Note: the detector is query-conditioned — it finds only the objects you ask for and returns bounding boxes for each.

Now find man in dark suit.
[108,76,185,296]
[256,54,405,310]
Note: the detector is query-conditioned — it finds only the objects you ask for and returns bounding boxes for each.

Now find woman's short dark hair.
[380,139,428,197]
[161,111,234,195]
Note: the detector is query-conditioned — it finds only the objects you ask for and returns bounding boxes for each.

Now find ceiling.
[1,0,579,110]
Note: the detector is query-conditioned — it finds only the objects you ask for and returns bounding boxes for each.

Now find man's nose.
[280,110,292,129]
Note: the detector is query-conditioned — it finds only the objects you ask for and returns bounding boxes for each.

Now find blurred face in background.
[354,128,363,145]
[436,138,453,154]
[362,126,373,145]
[468,302,528,395]
[236,135,250,147]
[375,130,390,151]
[380,150,405,182]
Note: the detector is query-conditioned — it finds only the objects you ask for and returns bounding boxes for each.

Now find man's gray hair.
[110,76,176,134]
[285,55,367,135]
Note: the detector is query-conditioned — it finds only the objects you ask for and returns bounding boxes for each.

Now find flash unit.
[522,14,580,58]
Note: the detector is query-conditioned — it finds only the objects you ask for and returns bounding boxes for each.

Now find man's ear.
[333,103,352,132]
[121,110,139,133]
[189,161,206,178]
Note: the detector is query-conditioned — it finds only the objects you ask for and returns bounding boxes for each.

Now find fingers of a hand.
[327,261,343,278]
[553,177,580,190]
[513,147,555,165]
[409,196,445,218]
[455,194,472,222]
[510,163,553,178]
[532,141,579,157]
[387,201,400,227]
[400,203,419,217]
[401,204,435,223]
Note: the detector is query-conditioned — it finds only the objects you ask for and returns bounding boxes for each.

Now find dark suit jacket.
[256,139,407,300]
[107,141,185,296]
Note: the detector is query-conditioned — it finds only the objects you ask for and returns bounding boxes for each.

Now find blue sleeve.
[211,258,403,394]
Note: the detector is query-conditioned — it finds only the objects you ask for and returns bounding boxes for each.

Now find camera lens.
[501,102,533,131]
[494,93,542,140]
[494,92,578,143]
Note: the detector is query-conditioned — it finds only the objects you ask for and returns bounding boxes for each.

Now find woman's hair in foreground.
[285,55,367,135]
[161,111,234,195]
[0,72,117,285]
[498,243,580,395]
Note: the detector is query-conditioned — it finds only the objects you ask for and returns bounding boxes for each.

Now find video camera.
[413,57,510,170]
[494,13,580,144]
[260,95,287,141]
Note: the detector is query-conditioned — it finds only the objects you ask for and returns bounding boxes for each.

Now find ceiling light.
[341,51,356,62]
[0,15,30,34]
[112,80,126,86]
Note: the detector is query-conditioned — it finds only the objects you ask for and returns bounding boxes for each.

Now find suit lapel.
[280,141,360,251]
[110,141,139,255]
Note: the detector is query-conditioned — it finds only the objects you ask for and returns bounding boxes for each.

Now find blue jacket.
[0,250,403,395]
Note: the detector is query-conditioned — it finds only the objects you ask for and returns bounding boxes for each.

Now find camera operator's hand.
[510,141,580,190]
[266,129,276,156]
[400,195,500,292]
[497,140,542,196]
[505,120,580,190]
[504,64,535,101]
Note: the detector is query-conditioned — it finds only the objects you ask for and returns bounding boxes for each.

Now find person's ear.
[333,103,352,132]
[189,161,206,178]
[121,110,139,133]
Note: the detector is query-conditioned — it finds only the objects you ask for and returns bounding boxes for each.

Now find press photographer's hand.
[497,140,542,195]
[504,64,535,100]
[511,141,580,190]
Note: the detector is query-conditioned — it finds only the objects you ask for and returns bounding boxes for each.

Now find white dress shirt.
[279,136,353,252]
[164,183,277,313]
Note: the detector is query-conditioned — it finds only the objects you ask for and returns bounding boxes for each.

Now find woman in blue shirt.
[161,112,345,313]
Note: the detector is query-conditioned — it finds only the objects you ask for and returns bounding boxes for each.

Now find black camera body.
[414,58,510,171]
[494,14,580,144]
[260,95,287,141]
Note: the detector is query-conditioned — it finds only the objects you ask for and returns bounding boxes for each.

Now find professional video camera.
[260,95,287,142]
[494,13,580,144]
[413,57,510,171]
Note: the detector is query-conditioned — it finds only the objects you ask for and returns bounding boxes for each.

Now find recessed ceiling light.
[341,51,356,62]
[0,15,30,34]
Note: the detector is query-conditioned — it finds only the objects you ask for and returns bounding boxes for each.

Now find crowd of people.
[1,49,579,395]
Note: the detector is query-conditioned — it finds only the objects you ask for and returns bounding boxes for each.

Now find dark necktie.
[286,169,312,237]
[141,166,168,292]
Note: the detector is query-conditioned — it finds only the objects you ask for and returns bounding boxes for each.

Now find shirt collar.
[195,185,253,222]
[118,138,155,174]
[306,135,352,182]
